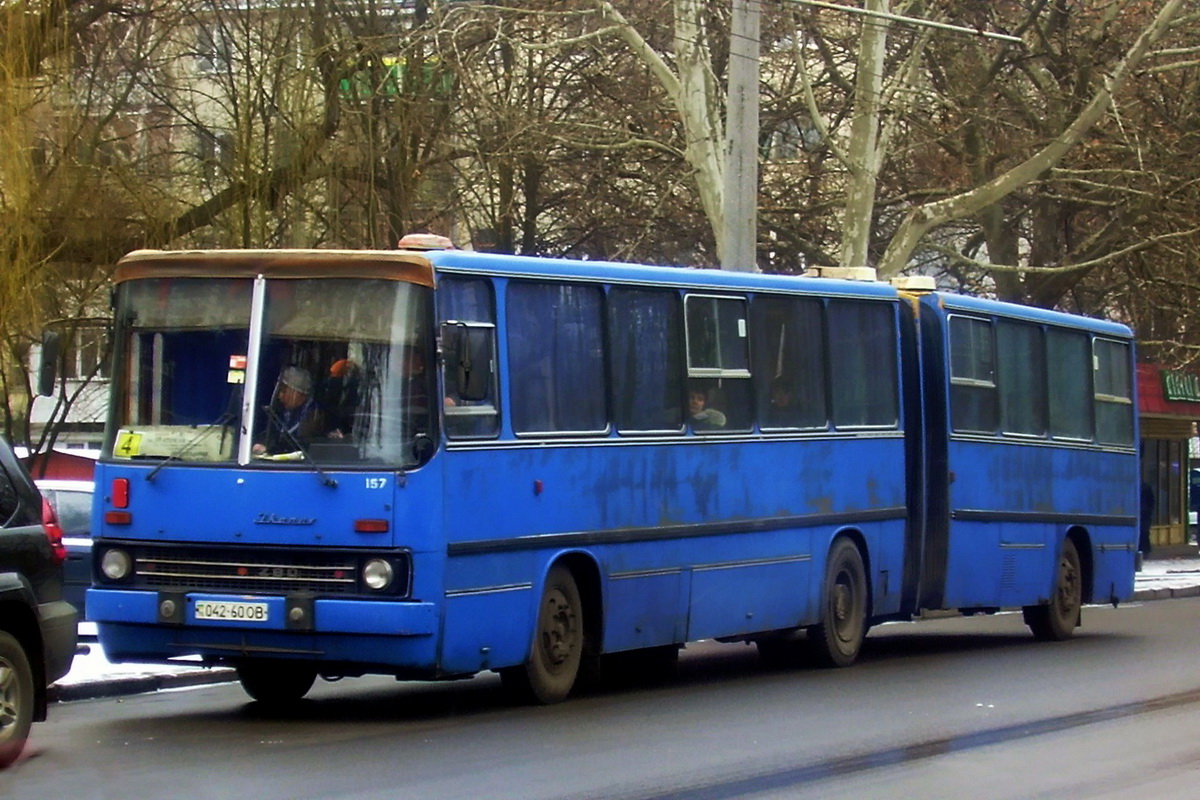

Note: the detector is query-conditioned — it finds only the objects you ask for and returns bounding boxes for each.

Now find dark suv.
[0,439,77,768]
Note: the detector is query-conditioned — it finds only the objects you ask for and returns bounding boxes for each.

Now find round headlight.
[101,548,133,581]
[362,558,394,591]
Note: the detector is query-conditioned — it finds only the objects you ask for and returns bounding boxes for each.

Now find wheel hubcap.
[0,659,17,733]
[831,573,859,643]
[1058,556,1080,610]
[540,588,576,668]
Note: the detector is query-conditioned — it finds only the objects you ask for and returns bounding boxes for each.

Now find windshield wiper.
[145,412,236,483]
[258,404,338,489]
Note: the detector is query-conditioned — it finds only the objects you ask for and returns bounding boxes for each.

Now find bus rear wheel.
[808,538,868,668]
[502,565,583,704]
[1024,538,1082,641]
[236,661,317,705]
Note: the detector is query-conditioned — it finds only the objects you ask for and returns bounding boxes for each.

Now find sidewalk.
[48,553,1200,704]
[1129,551,1200,600]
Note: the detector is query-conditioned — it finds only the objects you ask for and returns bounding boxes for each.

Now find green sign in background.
[1162,370,1200,403]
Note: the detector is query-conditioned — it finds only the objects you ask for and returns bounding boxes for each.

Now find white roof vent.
[803,266,879,282]
[890,275,937,292]
[398,233,455,251]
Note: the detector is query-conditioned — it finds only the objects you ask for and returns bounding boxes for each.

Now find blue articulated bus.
[85,247,1139,704]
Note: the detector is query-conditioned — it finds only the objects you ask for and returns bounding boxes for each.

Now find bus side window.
[683,294,752,432]
[437,277,500,439]
[507,281,607,435]
[609,288,684,433]
[751,295,828,430]
[441,322,499,438]
[828,300,898,429]
[949,316,997,434]
[1094,338,1134,445]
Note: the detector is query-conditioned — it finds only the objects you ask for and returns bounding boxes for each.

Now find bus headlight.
[362,558,395,591]
[101,548,133,581]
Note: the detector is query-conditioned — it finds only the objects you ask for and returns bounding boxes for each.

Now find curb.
[49,668,237,703]
[1132,585,1200,602]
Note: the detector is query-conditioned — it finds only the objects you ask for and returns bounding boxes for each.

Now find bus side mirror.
[37,330,61,397]
[440,322,493,403]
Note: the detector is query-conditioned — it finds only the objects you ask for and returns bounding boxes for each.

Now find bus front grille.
[103,542,410,597]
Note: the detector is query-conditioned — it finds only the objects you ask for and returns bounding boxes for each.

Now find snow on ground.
[58,623,228,688]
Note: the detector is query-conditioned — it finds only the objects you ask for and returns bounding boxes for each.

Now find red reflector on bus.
[355,519,388,533]
[112,478,130,509]
[105,510,133,525]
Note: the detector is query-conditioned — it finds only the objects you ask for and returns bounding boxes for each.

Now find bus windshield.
[107,276,435,468]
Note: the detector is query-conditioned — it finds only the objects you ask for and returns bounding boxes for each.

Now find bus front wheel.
[1024,538,1082,641]
[808,538,869,668]
[502,565,583,704]
[236,661,317,705]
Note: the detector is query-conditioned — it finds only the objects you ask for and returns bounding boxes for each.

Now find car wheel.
[0,631,35,769]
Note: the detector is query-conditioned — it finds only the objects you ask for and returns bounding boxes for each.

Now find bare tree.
[876,0,1189,277]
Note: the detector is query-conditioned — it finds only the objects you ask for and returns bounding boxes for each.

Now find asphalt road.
[6,597,1200,800]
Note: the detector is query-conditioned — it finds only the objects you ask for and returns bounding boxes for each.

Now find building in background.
[1137,362,1200,555]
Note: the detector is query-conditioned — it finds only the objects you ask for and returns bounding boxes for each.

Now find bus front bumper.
[88,588,440,670]
[88,588,437,636]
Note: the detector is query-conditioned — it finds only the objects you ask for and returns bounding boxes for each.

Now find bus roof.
[111,249,1130,338]
[113,248,902,301]
[931,291,1133,338]
[113,249,435,288]
[424,250,901,300]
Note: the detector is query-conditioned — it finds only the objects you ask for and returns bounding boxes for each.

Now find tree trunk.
[840,0,890,269]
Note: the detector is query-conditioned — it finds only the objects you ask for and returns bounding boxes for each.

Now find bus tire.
[502,565,583,704]
[0,631,35,769]
[236,661,317,705]
[808,538,869,668]
[1024,538,1082,642]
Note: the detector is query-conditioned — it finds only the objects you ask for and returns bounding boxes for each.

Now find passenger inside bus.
[688,384,727,431]
[323,358,361,438]
[254,366,326,455]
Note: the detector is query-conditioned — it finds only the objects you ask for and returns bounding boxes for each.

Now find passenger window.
[829,301,898,428]
[1047,329,1094,440]
[997,321,1047,436]
[438,278,500,439]
[609,289,684,433]
[949,316,997,434]
[751,296,827,430]
[508,282,607,435]
[1094,338,1134,445]
[684,294,751,432]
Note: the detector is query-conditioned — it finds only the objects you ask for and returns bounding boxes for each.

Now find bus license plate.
[194,601,269,622]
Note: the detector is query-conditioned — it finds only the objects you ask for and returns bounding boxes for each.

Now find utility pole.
[721,0,760,272]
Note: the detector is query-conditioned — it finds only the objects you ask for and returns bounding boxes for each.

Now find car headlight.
[362,558,394,591]
[101,548,133,581]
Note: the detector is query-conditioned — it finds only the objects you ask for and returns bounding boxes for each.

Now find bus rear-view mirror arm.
[37,330,61,397]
